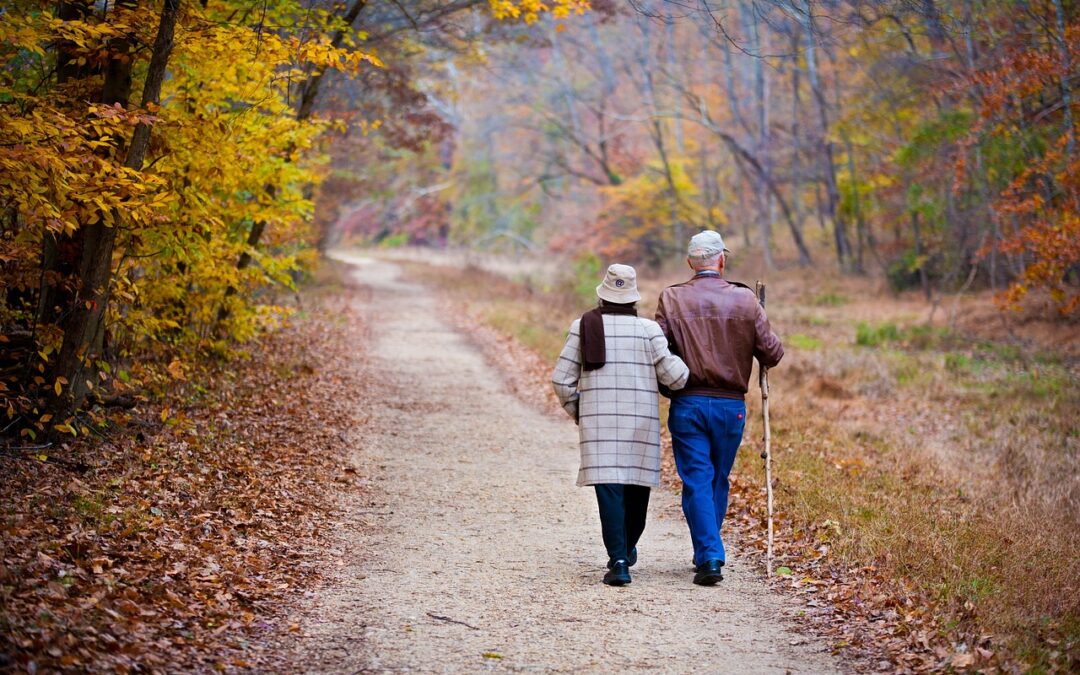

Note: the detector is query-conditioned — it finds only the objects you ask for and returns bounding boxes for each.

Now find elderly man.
[655,231,784,585]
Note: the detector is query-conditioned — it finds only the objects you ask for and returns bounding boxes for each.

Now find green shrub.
[944,352,971,371]
[787,333,823,350]
[856,321,948,349]
[571,252,603,307]
[811,292,849,307]
[378,232,410,248]
[856,321,900,346]
[885,248,941,292]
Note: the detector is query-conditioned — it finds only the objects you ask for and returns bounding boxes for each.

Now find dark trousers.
[594,484,651,566]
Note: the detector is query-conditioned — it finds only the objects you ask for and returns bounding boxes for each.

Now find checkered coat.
[552,314,689,487]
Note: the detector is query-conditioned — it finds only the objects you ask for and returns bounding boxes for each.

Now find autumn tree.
[1,0,590,441]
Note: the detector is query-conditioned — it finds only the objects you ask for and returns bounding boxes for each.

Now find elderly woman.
[552,264,689,586]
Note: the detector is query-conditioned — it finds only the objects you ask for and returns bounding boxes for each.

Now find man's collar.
[693,270,721,278]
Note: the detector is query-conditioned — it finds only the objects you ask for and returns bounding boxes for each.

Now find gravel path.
[286,254,840,673]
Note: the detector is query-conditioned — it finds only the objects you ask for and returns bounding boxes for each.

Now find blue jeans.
[669,396,746,566]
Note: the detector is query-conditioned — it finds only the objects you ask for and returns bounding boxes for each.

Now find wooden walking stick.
[756,281,774,577]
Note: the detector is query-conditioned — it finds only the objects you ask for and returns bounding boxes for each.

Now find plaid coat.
[552,314,689,487]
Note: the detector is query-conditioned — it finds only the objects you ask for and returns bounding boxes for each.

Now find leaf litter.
[0,276,373,673]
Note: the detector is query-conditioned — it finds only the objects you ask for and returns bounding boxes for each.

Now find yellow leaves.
[293,38,385,72]
[488,0,590,23]
[0,13,52,56]
[0,85,172,239]
[357,119,383,136]
[53,422,77,436]
[39,8,153,65]
[166,360,186,381]
[0,0,497,387]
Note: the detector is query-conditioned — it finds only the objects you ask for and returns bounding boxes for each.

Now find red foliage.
[969,19,1080,315]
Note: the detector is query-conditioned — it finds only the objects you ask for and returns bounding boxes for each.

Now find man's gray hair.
[688,250,724,269]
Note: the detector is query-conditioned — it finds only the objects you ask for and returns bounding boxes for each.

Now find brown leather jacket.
[655,272,784,399]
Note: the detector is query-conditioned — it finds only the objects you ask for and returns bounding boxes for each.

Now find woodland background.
[0,0,1078,672]
[2,0,1076,444]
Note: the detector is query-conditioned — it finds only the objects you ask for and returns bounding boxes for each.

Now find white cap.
[687,230,730,258]
[596,264,641,303]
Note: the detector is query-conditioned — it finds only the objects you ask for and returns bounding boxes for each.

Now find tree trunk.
[790,29,805,244]
[700,140,720,229]
[296,0,369,123]
[665,10,685,154]
[1051,0,1075,155]
[744,0,774,270]
[587,16,623,185]
[714,21,751,247]
[843,133,866,274]
[705,125,812,265]
[799,0,850,270]
[99,0,138,107]
[37,0,98,330]
[911,210,931,301]
[49,0,180,419]
[636,14,687,250]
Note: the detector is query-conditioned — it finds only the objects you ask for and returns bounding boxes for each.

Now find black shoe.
[607,548,638,569]
[693,559,724,586]
[603,560,631,586]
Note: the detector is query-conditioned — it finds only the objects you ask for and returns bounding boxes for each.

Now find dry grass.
[393,250,1079,670]
[757,304,1080,668]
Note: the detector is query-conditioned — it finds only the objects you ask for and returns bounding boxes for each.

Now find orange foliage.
[971,19,1080,314]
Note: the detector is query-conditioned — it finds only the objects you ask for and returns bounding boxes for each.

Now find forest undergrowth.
[0,265,371,672]
[399,252,1079,673]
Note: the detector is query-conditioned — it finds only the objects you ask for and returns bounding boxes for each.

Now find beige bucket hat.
[596,264,641,304]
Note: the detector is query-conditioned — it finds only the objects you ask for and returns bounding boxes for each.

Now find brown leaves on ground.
[725,476,972,673]
[0,275,371,672]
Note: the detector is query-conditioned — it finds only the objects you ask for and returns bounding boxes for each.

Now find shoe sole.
[693,573,723,586]
[603,576,631,586]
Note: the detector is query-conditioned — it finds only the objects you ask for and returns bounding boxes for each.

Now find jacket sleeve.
[551,320,582,420]
[655,290,672,342]
[753,304,784,368]
[646,321,689,391]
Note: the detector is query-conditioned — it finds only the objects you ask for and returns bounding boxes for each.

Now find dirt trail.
[283,254,840,673]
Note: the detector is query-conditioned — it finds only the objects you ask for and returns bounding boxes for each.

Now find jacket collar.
[693,270,722,278]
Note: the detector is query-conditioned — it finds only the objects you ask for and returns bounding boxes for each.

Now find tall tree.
[49,0,181,418]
